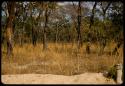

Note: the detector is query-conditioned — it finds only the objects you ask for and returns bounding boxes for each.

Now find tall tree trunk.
[6,2,15,57]
[98,2,111,55]
[77,1,82,50]
[86,2,97,54]
[32,26,37,46]
[19,33,22,46]
[32,9,42,46]
[67,25,71,42]
[55,23,59,44]
[43,7,48,51]
[30,11,37,46]
[99,15,106,55]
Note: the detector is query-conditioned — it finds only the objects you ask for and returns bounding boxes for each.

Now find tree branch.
[89,2,97,29]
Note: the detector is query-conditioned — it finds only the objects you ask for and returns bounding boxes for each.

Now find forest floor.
[1,42,123,84]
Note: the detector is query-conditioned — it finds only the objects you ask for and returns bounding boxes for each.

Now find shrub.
[107,65,117,81]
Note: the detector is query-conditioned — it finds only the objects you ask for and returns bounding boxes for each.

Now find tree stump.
[116,64,123,84]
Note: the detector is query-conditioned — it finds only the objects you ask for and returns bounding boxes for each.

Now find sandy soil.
[1,73,116,84]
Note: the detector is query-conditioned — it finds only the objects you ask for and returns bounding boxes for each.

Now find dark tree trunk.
[86,2,97,54]
[77,1,82,50]
[32,26,37,46]
[67,25,71,42]
[32,9,42,46]
[6,2,15,57]
[43,30,47,50]
[86,42,90,54]
[55,23,59,44]
[89,2,97,29]
[19,33,23,46]
[43,7,48,51]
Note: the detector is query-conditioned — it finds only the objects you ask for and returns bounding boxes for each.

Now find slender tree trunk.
[31,14,36,46]
[77,1,82,50]
[43,7,48,51]
[6,2,15,57]
[20,26,24,46]
[43,30,47,50]
[55,23,58,44]
[86,2,97,54]
[99,15,106,55]
[67,25,71,42]
[32,26,37,46]
[99,38,106,55]
[19,33,22,46]
[32,10,42,46]
[98,2,111,55]
[86,42,90,54]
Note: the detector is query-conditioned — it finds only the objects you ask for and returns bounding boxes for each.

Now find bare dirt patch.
[2,73,116,84]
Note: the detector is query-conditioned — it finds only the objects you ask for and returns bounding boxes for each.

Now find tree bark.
[32,26,37,46]
[55,23,59,44]
[6,2,15,57]
[77,1,82,50]
[86,2,97,54]
[43,7,48,51]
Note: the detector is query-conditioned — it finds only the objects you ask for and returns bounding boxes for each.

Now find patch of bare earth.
[2,73,115,84]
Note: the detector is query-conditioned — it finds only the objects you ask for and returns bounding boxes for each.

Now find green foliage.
[107,65,117,80]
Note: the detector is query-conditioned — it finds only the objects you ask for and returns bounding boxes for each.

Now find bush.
[107,65,117,81]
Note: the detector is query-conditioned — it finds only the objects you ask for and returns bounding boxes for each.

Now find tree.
[1,1,123,56]
[98,2,111,55]
[43,3,48,50]
[30,2,38,46]
[109,2,123,55]
[30,2,44,46]
[6,1,15,57]
[86,2,97,54]
[42,2,57,50]
[77,1,82,50]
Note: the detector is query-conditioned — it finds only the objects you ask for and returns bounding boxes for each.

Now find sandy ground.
[1,73,116,84]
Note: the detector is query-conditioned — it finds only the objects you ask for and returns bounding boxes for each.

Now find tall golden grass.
[1,42,123,75]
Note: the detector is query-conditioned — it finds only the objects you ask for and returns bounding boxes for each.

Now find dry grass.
[1,42,123,76]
